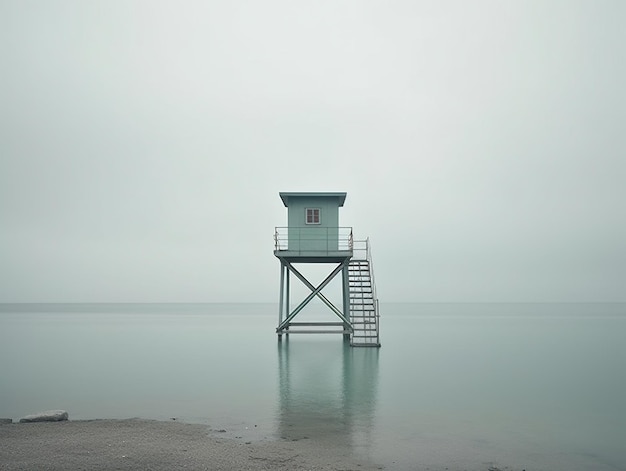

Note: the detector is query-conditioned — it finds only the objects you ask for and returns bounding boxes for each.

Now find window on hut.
[306,208,320,224]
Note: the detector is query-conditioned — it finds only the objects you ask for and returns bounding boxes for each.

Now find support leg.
[285,265,290,336]
[278,261,285,326]
[278,261,288,339]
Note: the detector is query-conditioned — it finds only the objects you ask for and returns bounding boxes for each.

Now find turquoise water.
[1,303,625,470]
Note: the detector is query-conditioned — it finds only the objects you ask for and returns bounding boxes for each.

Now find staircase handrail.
[365,238,377,299]
[352,237,380,345]
[365,238,380,332]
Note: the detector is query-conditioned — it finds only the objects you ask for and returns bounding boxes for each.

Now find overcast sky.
[1,1,624,303]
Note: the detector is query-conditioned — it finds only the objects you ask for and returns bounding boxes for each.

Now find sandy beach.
[1,417,614,471]
[0,419,383,470]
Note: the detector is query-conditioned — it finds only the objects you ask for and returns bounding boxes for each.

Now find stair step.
[348,252,379,347]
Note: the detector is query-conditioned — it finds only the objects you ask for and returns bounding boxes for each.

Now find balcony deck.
[273,250,353,263]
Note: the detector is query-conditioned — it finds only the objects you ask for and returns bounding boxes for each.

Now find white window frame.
[305,208,321,225]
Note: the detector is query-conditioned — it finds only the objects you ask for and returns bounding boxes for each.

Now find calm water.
[1,303,625,471]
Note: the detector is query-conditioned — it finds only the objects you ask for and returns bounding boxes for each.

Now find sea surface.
[1,302,624,471]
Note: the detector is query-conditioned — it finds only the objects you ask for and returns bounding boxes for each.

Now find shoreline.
[3,417,615,470]
[0,418,382,471]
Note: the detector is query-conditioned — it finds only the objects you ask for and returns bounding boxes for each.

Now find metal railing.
[353,238,378,297]
[351,239,369,261]
[274,227,353,253]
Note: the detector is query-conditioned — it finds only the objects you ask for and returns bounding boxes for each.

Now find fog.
[1,1,624,302]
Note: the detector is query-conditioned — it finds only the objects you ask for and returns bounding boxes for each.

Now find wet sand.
[0,418,382,470]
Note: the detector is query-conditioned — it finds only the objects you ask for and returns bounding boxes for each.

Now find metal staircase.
[349,239,381,347]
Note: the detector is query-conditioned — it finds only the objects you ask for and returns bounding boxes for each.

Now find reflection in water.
[277,338,379,455]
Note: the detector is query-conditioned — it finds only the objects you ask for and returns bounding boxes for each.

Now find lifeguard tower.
[274,192,380,347]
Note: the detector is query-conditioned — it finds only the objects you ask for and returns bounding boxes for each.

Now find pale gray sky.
[1,1,624,303]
